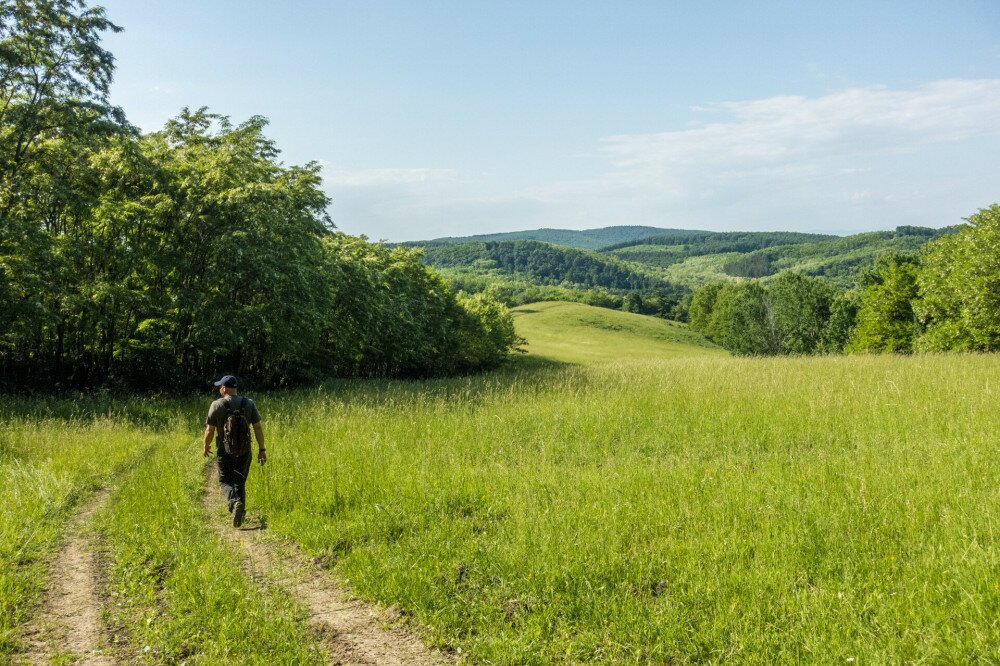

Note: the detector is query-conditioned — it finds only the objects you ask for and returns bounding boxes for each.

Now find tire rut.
[202,465,455,666]
[21,489,114,666]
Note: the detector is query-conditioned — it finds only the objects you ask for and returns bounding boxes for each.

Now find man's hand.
[253,423,266,465]
[203,425,215,457]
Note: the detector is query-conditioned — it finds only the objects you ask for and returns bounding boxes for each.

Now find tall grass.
[254,355,1000,663]
[4,322,999,663]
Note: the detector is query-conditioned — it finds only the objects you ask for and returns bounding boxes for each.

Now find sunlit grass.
[4,305,999,663]
[512,301,723,364]
[256,352,1000,662]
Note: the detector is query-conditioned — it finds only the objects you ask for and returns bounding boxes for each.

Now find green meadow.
[4,303,999,663]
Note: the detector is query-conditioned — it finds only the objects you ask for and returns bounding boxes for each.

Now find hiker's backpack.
[221,397,252,457]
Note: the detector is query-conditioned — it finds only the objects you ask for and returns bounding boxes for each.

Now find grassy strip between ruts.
[94,424,323,664]
[0,412,158,660]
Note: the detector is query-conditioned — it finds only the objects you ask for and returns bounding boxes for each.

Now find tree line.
[0,0,518,390]
[684,205,1000,356]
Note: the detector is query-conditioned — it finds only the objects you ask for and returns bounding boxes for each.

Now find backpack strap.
[221,396,248,414]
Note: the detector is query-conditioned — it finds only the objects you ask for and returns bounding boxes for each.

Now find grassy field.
[512,301,723,364]
[4,304,1000,663]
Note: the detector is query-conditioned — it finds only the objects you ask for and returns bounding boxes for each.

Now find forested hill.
[413,225,696,250]
[609,226,957,286]
[418,240,664,290]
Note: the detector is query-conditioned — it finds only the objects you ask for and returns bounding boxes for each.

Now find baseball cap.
[213,375,239,388]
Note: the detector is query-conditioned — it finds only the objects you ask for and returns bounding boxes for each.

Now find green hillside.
[411,227,955,300]
[610,226,954,287]
[414,225,697,250]
[512,301,723,364]
[418,239,665,290]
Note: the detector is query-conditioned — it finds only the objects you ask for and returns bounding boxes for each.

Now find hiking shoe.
[233,501,245,528]
[228,501,235,514]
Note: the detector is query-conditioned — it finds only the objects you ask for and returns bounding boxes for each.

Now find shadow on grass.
[0,354,581,424]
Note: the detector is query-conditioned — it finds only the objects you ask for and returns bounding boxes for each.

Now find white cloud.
[601,79,1000,171]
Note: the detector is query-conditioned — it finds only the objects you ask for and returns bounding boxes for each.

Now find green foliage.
[846,255,920,354]
[0,4,519,389]
[435,264,688,322]
[690,272,839,355]
[767,272,836,354]
[915,205,1000,352]
[820,291,859,353]
[682,209,998,358]
[707,281,778,355]
[322,236,518,378]
[621,292,643,313]
[605,230,834,254]
[687,281,723,333]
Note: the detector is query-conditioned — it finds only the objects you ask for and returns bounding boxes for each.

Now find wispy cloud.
[603,79,1000,169]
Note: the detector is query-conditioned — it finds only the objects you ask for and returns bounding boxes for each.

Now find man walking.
[203,375,266,527]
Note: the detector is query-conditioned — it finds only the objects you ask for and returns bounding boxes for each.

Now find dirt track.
[203,466,454,665]
[22,490,114,665]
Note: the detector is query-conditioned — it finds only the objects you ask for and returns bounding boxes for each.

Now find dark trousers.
[217,450,252,507]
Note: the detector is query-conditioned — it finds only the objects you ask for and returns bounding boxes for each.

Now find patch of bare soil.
[21,489,115,665]
[203,466,455,666]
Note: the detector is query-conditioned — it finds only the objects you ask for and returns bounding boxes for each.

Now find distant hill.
[411,225,699,250]
[418,239,667,290]
[512,301,722,364]
[609,226,956,287]
[406,225,958,315]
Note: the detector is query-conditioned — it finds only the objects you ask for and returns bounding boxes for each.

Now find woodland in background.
[0,0,518,390]
[684,205,1000,356]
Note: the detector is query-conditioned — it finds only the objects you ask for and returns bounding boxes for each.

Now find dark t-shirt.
[205,395,261,430]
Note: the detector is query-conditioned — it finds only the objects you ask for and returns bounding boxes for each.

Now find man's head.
[213,374,239,396]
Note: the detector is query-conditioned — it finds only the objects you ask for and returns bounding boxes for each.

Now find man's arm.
[203,425,216,457]
[253,423,266,465]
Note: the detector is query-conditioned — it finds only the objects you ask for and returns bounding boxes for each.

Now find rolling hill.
[410,225,955,293]
[512,301,723,364]
[608,226,953,287]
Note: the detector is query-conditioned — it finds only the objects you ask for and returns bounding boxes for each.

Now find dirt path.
[203,466,455,666]
[22,490,114,666]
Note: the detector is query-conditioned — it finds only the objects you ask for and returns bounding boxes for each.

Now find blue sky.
[100,1,1000,240]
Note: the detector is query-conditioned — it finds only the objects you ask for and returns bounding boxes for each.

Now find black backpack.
[221,396,252,457]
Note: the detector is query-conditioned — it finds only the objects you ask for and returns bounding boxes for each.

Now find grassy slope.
[512,301,723,364]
